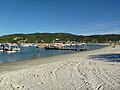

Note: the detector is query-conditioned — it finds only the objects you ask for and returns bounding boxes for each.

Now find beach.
[0,45,120,90]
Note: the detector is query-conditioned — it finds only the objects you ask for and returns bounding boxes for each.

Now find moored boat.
[6,50,16,54]
[0,49,3,52]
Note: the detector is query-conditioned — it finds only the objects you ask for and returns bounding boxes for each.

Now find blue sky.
[0,0,120,36]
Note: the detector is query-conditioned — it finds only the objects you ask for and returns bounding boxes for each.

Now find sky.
[0,0,120,36]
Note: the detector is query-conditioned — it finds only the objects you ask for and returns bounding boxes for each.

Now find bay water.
[0,44,108,64]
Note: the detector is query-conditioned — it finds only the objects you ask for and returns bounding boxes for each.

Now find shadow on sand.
[89,54,120,62]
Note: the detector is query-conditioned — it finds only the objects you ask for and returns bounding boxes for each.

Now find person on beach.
[34,55,37,59]
[38,52,41,58]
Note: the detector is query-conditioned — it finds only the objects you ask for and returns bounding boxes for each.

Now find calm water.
[0,44,108,64]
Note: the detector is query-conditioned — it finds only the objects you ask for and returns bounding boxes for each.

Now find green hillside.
[0,33,120,43]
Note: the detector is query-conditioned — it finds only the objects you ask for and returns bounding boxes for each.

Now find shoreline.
[0,45,120,90]
[0,45,110,73]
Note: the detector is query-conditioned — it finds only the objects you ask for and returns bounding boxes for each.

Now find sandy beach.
[0,45,120,90]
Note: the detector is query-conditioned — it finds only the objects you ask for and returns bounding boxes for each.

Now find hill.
[0,33,120,43]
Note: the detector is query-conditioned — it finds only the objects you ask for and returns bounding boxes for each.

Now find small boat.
[22,43,31,47]
[12,47,20,51]
[5,45,20,53]
[0,45,4,52]
[6,50,16,54]
[0,49,3,52]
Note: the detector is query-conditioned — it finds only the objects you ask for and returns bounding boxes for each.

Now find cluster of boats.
[0,44,20,54]
[0,43,41,54]
[0,42,87,53]
[45,43,87,51]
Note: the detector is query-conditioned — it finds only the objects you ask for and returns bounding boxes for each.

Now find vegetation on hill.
[0,33,120,43]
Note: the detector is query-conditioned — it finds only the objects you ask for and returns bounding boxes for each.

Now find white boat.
[81,43,86,44]
[5,45,20,53]
[0,49,3,52]
[71,44,76,46]
[65,44,71,46]
[22,44,30,47]
[12,47,20,51]
[7,50,16,54]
